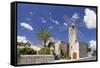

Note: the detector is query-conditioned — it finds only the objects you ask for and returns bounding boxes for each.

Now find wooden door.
[73,52,77,59]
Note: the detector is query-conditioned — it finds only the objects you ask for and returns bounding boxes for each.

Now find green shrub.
[39,47,50,55]
[60,49,69,59]
[92,51,96,56]
[60,49,64,58]
[17,48,21,55]
[87,48,91,52]
[17,47,36,55]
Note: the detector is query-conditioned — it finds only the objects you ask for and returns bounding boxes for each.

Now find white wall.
[0,0,99,68]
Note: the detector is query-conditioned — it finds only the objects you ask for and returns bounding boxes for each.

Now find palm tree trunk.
[44,40,47,47]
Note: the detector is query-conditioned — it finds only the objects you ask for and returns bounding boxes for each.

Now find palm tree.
[37,28,52,47]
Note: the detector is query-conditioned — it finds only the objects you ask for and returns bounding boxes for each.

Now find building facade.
[69,23,79,59]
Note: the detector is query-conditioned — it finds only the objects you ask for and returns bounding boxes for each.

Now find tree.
[92,50,96,56]
[87,48,91,52]
[37,28,52,47]
[39,47,50,55]
[60,49,68,59]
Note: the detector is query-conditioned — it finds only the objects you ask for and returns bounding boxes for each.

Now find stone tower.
[69,23,79,59]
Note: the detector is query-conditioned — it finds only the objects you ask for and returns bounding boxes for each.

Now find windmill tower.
[69,23,79,59]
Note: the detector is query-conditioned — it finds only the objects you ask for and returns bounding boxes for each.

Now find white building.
[54,40,61,58]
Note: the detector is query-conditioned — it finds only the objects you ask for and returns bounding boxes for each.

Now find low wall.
[17,55,54,65]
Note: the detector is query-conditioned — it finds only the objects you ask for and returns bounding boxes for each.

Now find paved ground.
[54,56,96,63]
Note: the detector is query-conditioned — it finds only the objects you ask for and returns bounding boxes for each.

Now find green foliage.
[60,49,68,59]
[39,47,50,55]
[92,51,96,56]
[87,48,91,52]
[48,42,54,48]
[37,28,52,47]
[17,48,21,55]
[17,47,36,55]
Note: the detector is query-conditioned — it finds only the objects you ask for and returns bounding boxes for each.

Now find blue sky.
[17,3,97,46]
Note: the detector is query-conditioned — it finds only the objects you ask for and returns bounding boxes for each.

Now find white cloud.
[17,36,27,43]
[41,17,47,23]
[49,17,59,25]
[72,13,79,20]
[89,40,96,51]
[20,22,33,31]
[26,17,31,21]
[49,26,54,29]
[84,8,96,29]
[54,20,59,25]
[64,22,68,27]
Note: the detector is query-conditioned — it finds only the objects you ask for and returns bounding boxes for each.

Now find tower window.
[75,40,77,42]
[72,26,75,29]
[71,46,72,49]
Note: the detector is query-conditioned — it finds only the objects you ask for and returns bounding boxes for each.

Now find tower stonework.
[69,23,79,59]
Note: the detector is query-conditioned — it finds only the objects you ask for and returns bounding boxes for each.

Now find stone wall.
[79,42,88,58]
[17,55,54,65]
